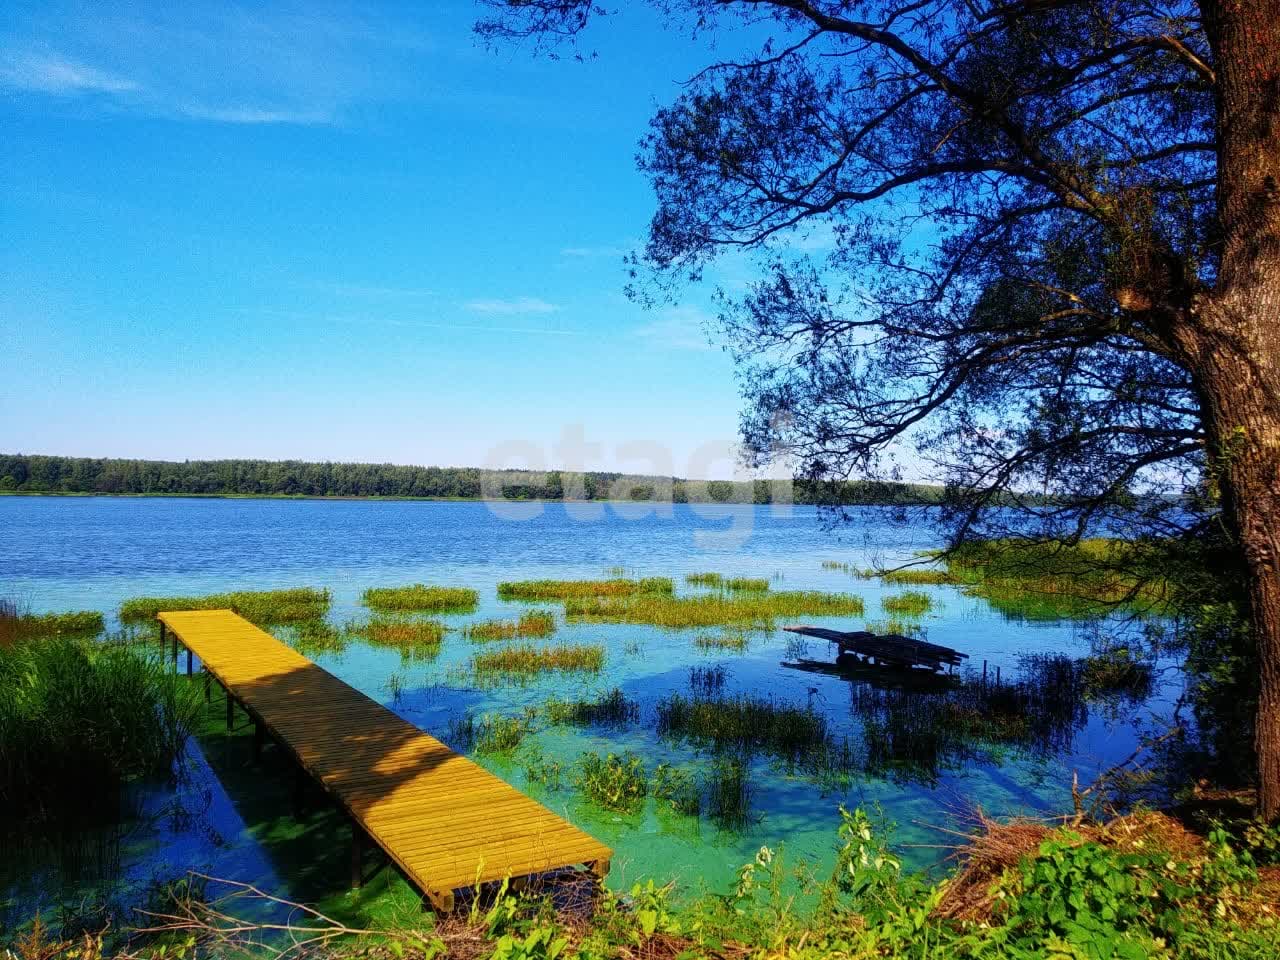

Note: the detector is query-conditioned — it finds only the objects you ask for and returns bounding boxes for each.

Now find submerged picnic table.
[158,609,611,912]
[783,625,968,672]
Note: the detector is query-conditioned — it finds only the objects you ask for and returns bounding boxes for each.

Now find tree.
[480,1,1280,817]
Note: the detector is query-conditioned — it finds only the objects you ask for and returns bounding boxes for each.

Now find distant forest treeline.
[0,454,944,505]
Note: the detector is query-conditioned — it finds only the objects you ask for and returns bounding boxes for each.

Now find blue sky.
[0,1,798,480]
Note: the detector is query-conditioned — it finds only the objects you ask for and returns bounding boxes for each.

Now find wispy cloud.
[0,4,438,125]
[464,297,561,316]
[561,244,629,259]
[0,53,138,95]
[633,306,716,352]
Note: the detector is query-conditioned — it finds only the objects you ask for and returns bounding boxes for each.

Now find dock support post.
[253,721,264,761]
[171,633,179,670]
[186,648,193,676]
[226,688,234,730]
[204,672,211,703]
[425,890,455,914]
[158,621,166,657]
[351,826,364,889]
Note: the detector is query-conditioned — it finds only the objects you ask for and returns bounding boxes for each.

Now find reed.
[574,751,647,813]
[0,600,17,650]
[119,587,330,626]
[544,687,638,727]
[464,611,556,642]
[523,755,565,791]
[686,572,724,586]
[863,618,923,637]
[565,590,864,629]
[361,584,478,614]
[0,635,202,831]
[881,568,959,585]
[472,642,605,677]
[13,610,105,640]
[688,664,728,698]
[655,693,829,764]
[693,629,750,652]
[881,590,933,617]
[725,577,770,592]
[289,620,347,656]
[704,756,752,831]
[473,713,535,754]
[496,578,674,601]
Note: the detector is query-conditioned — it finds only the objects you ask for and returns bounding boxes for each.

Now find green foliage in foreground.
[119,587,330,626]
[0,635,201,830]
[496,578,673,601]
[11,609,105,639]
[361,584,479,614]
[564,590,864,628]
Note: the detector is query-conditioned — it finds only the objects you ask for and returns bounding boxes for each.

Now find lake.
[0,495,1179,925]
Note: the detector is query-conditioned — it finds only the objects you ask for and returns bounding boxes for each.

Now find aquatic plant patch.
[472,642,605,677]
[361,584,478,613]
[693,629,751,651]
[704,756,752,831]
[464,611,556,642]
[688,664,727,698]
[565,591,864,629]
[686,572,724,586]
[652,762,701,816]
[496,578,673,601]
[655,693,831,765]
[544,687,638,727]
[574,751,647,813]
[725,578,769,592]
[13,610,104,639]
[119,588,331,626]
[354,617,446,654]
[880,591,933,617]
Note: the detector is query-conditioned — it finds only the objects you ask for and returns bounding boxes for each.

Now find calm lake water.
[0,496,1180,926]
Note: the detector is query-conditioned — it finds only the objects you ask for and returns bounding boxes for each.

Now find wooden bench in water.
[783,625,968,672]
[157,609,612,912]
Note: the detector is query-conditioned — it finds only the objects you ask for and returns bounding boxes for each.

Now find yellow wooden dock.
[158,609,611,911]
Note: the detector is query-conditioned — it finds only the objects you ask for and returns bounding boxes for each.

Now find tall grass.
[693,629,751,652]
[705,757,752,830]
[655,693,830,765]
[497,578,673,601]
[0,632,202,830]
[544,687,638,727]
[881,591,933,617]
[687,573,769,591]
[12,610,105,640]
[574,751,647,813]
[565,591,864,629]
[686,572,724,586]
[448,712,535,755]
[352,617,446,659]
[464,611,556,642]
[472,642,605,677]
[119,588,330,626]
[361,584,478,614]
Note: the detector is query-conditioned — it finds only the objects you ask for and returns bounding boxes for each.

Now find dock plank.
[158,609,612,908]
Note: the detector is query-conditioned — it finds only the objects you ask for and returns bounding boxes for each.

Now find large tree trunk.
[1198,0,1280,818]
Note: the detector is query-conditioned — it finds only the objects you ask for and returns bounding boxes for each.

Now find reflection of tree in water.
[840,656,1093,786]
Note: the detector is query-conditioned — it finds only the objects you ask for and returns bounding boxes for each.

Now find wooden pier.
[158,609,611,912]
[783,625,968,672]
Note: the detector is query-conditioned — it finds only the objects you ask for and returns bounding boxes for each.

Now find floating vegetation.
[472,642,605,677]
[574,751,647,813]
[524,755,565,791]
[361,584,478,614]
[705,756,752,831]
[881,591,933,617]
[655,693,830,766]
[862,618,923,637]
[726,578,770,592]
[119,587,330,626]
[0,631,202,831]
[464,611,556,642]
[12,610,105,640]
[652,763,700,816]
[693,629,750,652]
[565,591,864,629]
[497,578,673,601]
[688,664,727,698]
[545,687,638,727]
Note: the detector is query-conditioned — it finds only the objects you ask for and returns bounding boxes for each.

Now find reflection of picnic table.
[783,625,968,673]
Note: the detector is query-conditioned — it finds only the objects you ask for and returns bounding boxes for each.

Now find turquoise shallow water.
[0,496,1181,924]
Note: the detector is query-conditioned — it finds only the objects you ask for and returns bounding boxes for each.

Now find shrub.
[361,584,478,613]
